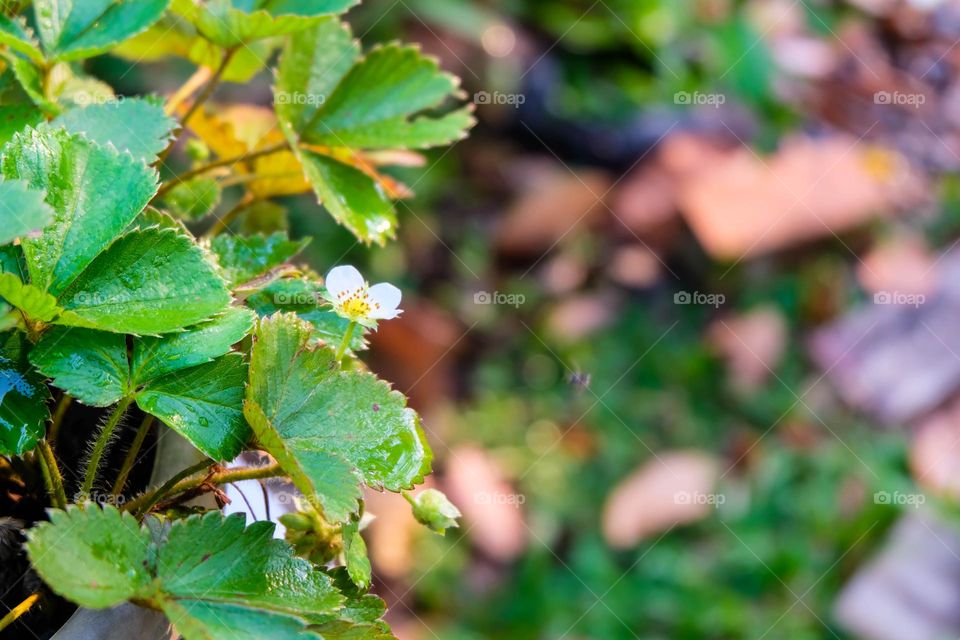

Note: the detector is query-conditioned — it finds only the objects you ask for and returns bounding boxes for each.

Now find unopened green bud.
[406,489,461,536]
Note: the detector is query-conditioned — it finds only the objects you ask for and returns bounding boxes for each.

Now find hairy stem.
[335,322,357,361]
[80,397,132,498]
[155,141,290,199]
[126,462,284,517]
[111,415,155,497]
[130,459,213,518]
[48,393,72,443]
[0,593,40,632]
[37,440,66,509]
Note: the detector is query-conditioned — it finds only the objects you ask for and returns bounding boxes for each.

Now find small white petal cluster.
[324,265,402,327]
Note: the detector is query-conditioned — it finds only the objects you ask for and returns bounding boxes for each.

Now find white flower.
[324,265,401,327]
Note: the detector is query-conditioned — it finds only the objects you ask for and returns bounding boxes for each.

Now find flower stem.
[126,461,284,517]
[0,593,40,632]
[111,415,155,497]
[335,322,356,361]
[80,397,132,499]
[36,440,66,509]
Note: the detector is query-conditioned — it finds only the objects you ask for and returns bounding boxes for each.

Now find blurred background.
[105,0,960,638]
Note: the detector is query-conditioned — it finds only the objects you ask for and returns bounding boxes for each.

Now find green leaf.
[171,0,357,48]
[315,569,392,640]
[0,102,42,148]
[4,52,59,114]
[275,21,473,244]
[311,620,393,640]
[112,13,276,83]
[136,353,249,460]
[159,177,222,220]
[0,179,54,245]
[278,24,472,149]
[33,0,171,61]
[210,232,309,287]
[127,207,191,234]
[0,14,44,63]
[30,327,129,407]
[274,18,357,134]
[0,245,27,278]
[342,521,370,590]
[0,331,50,455]
[56,227,231,335]
[296,151,397,245]
[0,272,61,322]
[246,279,365,352]
[297,44,471,150]
[0,66,44,140]
[1,126,159,296]
[51,98,178,161]
[27,507,346,639]
[25,505,151,608]
[157,512,342,615]
[159,601,324,640]
[244,314,431,522]
[31,314,252,456]
[131,307,255,382]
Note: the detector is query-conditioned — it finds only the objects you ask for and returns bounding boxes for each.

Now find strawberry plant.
[0,0,471,637]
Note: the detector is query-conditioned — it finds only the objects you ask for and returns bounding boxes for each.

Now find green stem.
[48,393,72,443]
[130,459,213,518]
[36,449,53,502]
[80,397,132,499]
[111,415,155,497]
[126,462,284,517]
[335,322,356,361]
[154,141,290,199]
[37,440,66,509]
[0,593,39,632]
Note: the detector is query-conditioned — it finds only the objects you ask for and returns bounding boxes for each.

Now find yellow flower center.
[341,295,372,319]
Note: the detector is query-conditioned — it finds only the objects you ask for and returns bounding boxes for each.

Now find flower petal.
[368,282,402,319]
[325,265,365,299]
